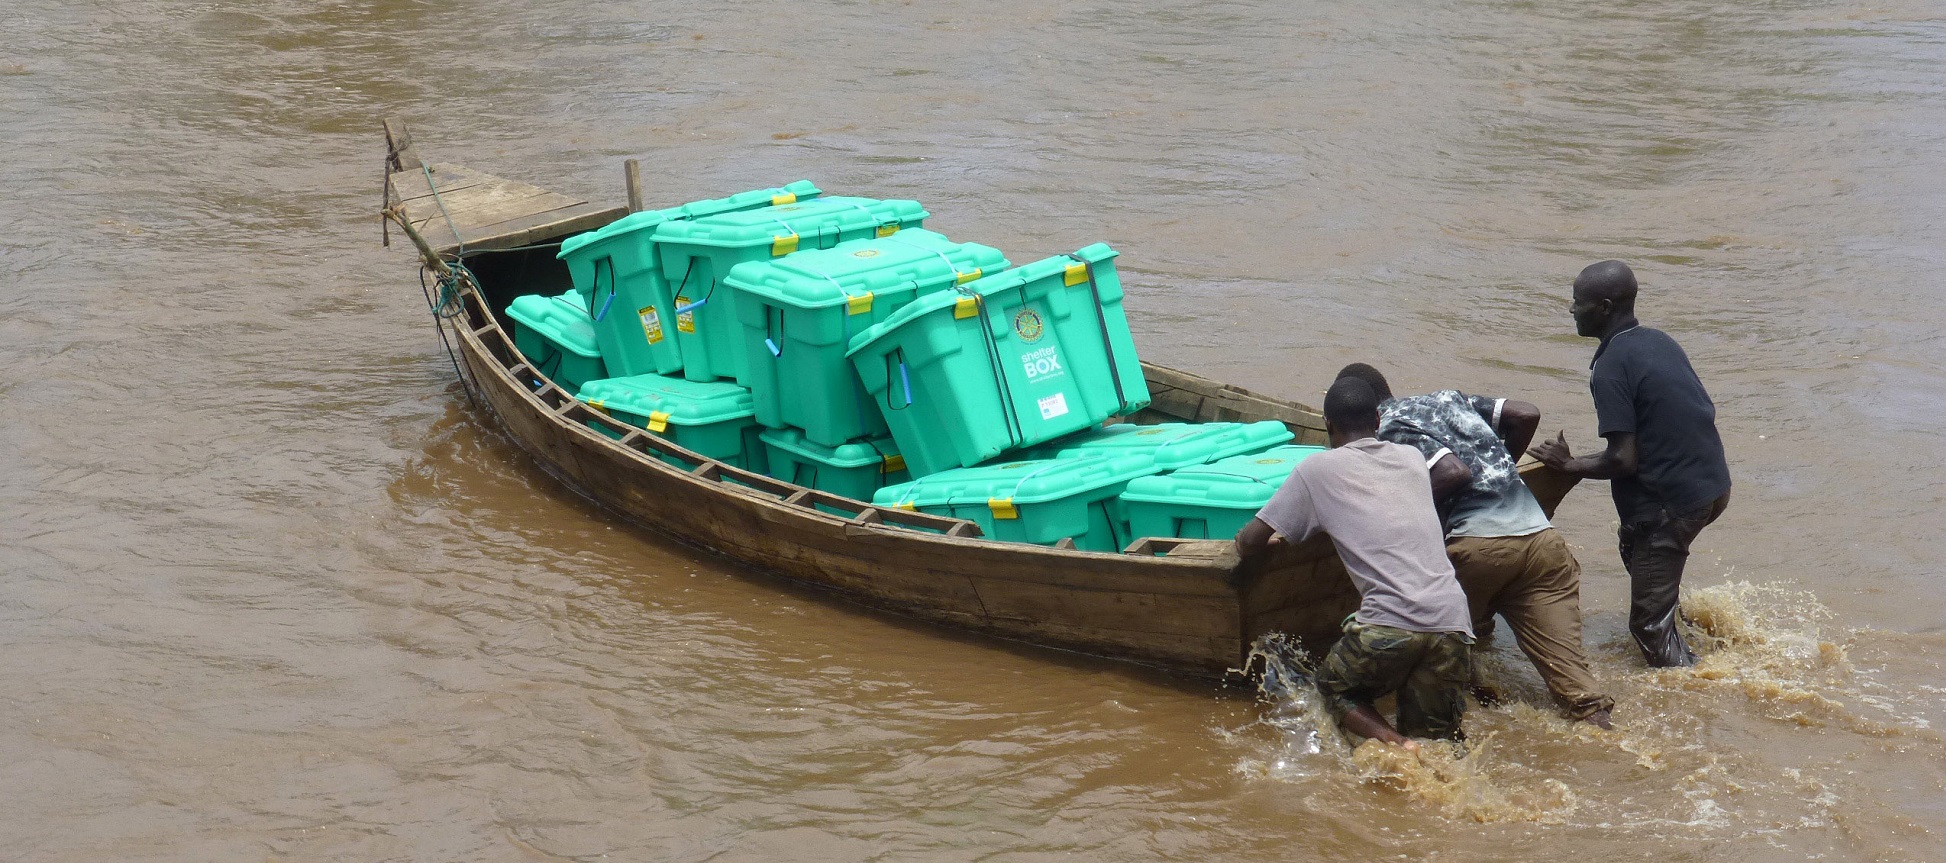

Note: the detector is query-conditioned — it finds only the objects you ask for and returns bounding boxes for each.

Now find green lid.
[1120,445,1327,507]
[507,292,602,358]
[650,196,928,250]
[846,242,1118,356]
[873,454,1155,508]
[724,229,1010,309]
[558,181,823,259]
[575,373,756,427]
[759,427,901,470]
[1031,421,1295,470]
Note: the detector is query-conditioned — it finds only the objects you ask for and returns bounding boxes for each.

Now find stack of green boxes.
[507,291,608,392]
[726,229,1010,446]
[651,196,930,383]
[534,182,1315,550]
[846,243,1152,477]
[556,181,823,379]
[1119,445,1327,542]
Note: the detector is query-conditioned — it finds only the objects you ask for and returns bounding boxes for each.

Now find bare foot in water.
[1581,709,1613,730]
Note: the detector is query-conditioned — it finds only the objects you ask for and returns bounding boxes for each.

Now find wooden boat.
[378,119,1580,680]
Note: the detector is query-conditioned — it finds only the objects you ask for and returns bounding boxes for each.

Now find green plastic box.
[575,373,768,472]
[507,291,608,393]
[556,181,823,377]
[1120,445,1328,541]
[847,243,1152,477]
[1029,421,1295,470]
[728,229,1011,446]
[760,427,911,510]
[872,454,1160,552]
[652,196,931,384]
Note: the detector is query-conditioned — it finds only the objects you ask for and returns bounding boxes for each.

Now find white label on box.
[1038,392,1070,421]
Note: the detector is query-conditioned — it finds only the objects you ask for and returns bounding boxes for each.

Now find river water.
[4,0,1944,859]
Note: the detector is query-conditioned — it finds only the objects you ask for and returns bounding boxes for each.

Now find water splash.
[1237,633,1580,823]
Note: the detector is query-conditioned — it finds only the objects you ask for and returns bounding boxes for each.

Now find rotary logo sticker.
[1013,308,1045,343]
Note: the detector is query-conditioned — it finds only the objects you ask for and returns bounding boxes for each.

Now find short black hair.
[1324,376,1380,432]
[1334,363,1392,401]
[1575,260,1638,313]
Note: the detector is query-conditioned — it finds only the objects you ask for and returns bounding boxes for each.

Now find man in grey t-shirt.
[1237,377,1474,746]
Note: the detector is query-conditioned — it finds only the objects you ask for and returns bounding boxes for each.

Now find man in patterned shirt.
[1336,363,1616,728]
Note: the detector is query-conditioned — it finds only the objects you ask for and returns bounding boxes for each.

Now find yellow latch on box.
[1064,263,1088,286]
[771,233,800,256]
[988,498,1019,519]
[647,411,671,433]
[876,224,900,238]
[846,292,874,315]
[953,296,979,319]
[771,192,797,206]
[882,454,907,473]
[955,268,982,285]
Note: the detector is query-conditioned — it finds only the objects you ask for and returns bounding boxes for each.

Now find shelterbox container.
[652,196,930,383]
[760,428,910,510]
[507,291,608,392]
[872,454,1159,552]
[556,181,823,378]
[575,374,768,473]
[1119,445,1327,542]
[728,229,1010,446]
[847,243,1151,477]
[1029,421,1295,470]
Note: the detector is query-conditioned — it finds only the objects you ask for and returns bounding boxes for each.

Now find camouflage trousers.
[1315,620,1473,741]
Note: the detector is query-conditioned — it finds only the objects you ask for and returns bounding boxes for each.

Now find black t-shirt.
[1590,325,1732,521]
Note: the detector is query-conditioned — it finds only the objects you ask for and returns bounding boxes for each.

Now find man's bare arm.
[1528,430,1638,480]
[1499,399,1541,459]
[1429,453,1472,503]
[1235,517,1278,563]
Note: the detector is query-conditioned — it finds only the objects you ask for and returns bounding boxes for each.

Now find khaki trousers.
[1446,529,1614,720]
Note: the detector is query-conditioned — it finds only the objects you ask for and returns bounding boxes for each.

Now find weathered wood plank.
[386,162,626,257]
[388,163,495,204]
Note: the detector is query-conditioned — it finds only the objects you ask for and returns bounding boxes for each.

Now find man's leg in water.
[1620,493,1730,668]
[1315,621,1428,745]
[1446,535,1521,703]
[1497,530,1615,724]
[1395,632,1472,741]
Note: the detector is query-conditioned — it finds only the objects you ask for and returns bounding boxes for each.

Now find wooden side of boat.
[380,120,1579,680]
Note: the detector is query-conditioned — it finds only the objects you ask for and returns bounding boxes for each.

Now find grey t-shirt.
[1379,390,1552,539]
[1253,438,1473,636]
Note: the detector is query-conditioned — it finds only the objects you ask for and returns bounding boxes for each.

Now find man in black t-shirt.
[1530,261,1732,667]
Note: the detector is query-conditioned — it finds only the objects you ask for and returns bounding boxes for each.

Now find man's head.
[1571,260,1638,337]
[1323,376,1381,446]
[1334,363,1393,401]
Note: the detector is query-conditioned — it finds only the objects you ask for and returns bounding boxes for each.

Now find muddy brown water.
[4,0,1945,860]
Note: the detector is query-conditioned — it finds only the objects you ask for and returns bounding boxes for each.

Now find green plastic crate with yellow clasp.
[727,229,1010,446]
[759,427,910,513]
[556,181,823,378]
[575,373,767,473]
[651,196,929,384]
[847,243,1150,477]
[1119,445,1327,542]
[507,290,608,393]
[872,454,1159,552]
